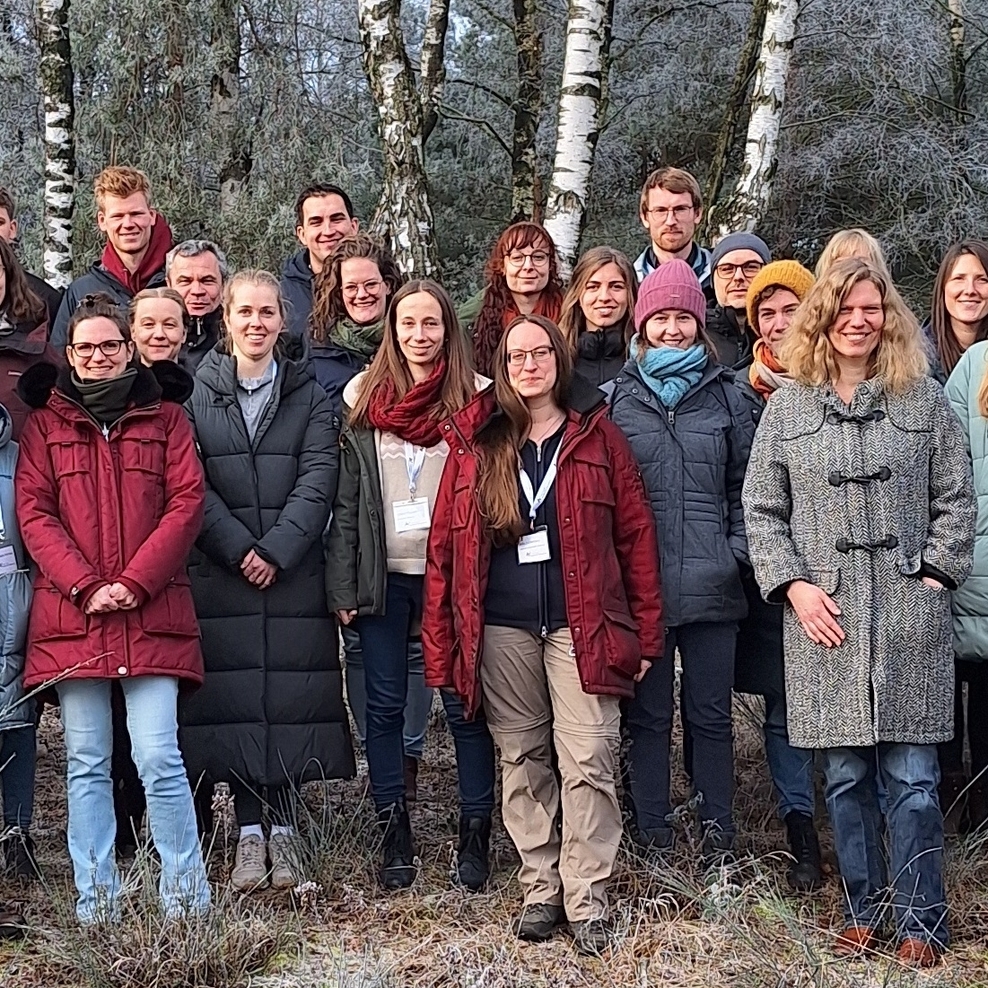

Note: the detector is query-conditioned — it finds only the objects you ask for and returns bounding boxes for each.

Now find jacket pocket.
[602,607,642,677]
[47,439,91,479]
[30,585,88,641]
[809,569,841,595]
[140,578,201,637]
[120,435,167,476]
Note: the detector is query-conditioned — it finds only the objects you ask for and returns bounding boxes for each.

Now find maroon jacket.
[0,319,60,440]
[423,381,664,720]
[15,361,205,687]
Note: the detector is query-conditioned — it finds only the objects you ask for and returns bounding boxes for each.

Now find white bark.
[716,0,798,238]
[542,0,611,279]
[39,0,76,288]
[358,0,439,278]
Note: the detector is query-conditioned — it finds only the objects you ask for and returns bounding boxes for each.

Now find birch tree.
[716,0,798,237]
[38,0,75,287]
[542,0,613,278]
[210,0,251,214]
[510,0,543,220]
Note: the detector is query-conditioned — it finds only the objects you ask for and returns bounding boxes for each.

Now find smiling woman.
[129,288,189,366]
[928,240,988,381]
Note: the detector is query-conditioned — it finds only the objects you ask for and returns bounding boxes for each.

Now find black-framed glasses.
[714,260,763,280]
[67,339,128,358]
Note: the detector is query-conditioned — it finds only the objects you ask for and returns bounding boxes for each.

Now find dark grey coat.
[179,337,355,788]
[608,358,755,628]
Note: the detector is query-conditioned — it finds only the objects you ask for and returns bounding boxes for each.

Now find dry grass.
[1,699,987,988]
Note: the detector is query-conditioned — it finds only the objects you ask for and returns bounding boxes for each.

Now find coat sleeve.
[14,412,102,603]
[602,420,664,660]
[921,385,976,590]
[741,396,811,602]
[49,287,76,351]
[422,450,460,688]
[118,407,205,601]
[725,383,756,566]
[254,389,338,571]
[324,422,362,613]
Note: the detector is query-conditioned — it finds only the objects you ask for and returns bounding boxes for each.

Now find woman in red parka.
[423,315,663,957]
[15,292,209,924]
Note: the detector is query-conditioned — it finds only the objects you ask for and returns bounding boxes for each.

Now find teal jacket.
[945,340,988,661]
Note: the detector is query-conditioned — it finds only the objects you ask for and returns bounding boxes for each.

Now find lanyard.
[0,496,6,541]
[519,439,562,525]
[403,442,427,496]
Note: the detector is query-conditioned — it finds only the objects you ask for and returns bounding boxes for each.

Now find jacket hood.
[0,403,12,449]
[17,359,194,410]
[282,250,313,285]
[0,317,49,356]
[194,332,314,396]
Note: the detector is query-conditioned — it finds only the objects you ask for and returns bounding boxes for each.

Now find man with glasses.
[635,168,713,294]
[706,233,772,369]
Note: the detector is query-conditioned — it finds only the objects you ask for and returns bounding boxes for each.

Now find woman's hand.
[786,579,845,648]
[336,609,358,626]
[634,658,652,683]
[107,582,138,609]
[241,549,278,590]
[921,576,945,590]
[84,584,119,614]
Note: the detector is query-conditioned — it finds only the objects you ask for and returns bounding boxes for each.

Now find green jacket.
[456,289,485,335]
[945,340,988,661]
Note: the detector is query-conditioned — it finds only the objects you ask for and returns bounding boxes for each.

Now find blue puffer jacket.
[310,342,366,417]
[608,357,756,628]
[280,250,314,337]
[0,403,33,730]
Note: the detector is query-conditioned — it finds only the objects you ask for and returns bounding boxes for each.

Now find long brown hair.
[0,239,45,326]
[309,233,404,343]
[471,223,564,376]
[475,315,573,546]
[558,246,638,351]
[930,240,988,377]
[349,280,476,427]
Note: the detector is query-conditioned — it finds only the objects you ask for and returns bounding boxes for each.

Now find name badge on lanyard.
[517,440,561,565]
[392,442,432,533]
[0,500,16,575]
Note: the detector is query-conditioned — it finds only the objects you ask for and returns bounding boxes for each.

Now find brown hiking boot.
[833,926,876,956]
[897,938,941,968]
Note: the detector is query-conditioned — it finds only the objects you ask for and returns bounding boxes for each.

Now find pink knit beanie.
[634,259,707,332]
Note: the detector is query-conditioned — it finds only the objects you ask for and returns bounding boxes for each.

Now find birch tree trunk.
[420,0,450,142]
[39,0,75,288]
[211,0,251,214]
[715,0,799,238]
[510,0,543,221]
[948,0,966,118]
[542,0,613,279]
[358,0,439,278]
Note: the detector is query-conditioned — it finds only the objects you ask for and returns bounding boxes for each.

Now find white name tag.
[517,527,551,564]
[393,497,431,533]
[0,545,17,576]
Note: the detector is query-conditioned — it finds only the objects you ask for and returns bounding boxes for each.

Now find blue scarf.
[629,336,707,408]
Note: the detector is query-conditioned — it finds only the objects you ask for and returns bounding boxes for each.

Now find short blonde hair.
[815,228,891,279]
[780,258,927,393]
[222,270,286,351]
[94,166,152,211]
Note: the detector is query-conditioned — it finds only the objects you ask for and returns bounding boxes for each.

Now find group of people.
[0,164,985,966]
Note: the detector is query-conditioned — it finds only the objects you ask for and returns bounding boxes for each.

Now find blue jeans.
[0,725,35,830]
[341,623,432,759]
[356,573,496,814]
[763,693,814,818]
[821,743,947,947]
[58,676,210,923]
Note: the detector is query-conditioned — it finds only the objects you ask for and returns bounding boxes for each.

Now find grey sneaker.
[269,833,301,890]
[231,834,269,892]
[513,902,566,942]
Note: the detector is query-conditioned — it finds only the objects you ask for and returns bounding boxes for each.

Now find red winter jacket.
[422,381,664,720]
[15,361,205,687]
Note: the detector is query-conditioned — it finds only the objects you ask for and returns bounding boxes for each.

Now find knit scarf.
[100,215,174,295]
[629,336,707,408]
[748,338,792,400]
[328,317,384,360]
[71,367,139,427]
[366,358,447,447]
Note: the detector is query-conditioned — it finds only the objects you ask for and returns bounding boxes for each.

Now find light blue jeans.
[58,676,210,924]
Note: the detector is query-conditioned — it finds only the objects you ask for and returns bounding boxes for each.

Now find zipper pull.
[541,624,548,639]
[102,422,110,440]
[667,409,675,426]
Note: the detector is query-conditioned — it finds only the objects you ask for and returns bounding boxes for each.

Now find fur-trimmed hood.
[17,359,195,411]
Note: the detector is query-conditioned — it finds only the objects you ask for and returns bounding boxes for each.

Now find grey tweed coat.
[742,376,975,748]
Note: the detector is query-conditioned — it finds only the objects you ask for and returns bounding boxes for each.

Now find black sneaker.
[572,918,612,956]
[784,811,823,891]
[455,814,491,891]
[4,831,40,881]
[634,826,675,861]
[700,827,737,874]
[513,902,566,942]
[378,803,416,890]
[0,905,25,940]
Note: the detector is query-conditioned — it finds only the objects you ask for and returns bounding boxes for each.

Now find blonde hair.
[977,348,988,418]
[815,228,891,279]
[94,166,152,211]
[222,270,286,351]
[780,258,927,393]
[130,287,189,330]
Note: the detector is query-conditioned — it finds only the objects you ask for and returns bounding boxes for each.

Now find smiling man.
[50,167,173,348]
[281,183,358,336]
[165,239,229,371]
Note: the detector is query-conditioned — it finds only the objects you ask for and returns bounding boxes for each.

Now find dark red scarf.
[366,359,447,447]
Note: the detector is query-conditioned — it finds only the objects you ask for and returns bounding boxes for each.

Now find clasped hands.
[85,582,139,614]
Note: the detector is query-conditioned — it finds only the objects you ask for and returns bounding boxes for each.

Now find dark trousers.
[938,659,988,779]
[0,725,35,829]
[229,778,291,828]
[356,572,496,815]
[628,621,737,833]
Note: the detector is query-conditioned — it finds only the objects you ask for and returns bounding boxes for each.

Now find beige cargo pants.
[480,625,622,921]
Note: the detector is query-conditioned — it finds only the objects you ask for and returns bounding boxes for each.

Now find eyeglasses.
[67,339,128,358]
[342,280,384,300]
[645,206,695,221]
[507,346,555,367]
[504,250,551,268]
[714,260,763,280]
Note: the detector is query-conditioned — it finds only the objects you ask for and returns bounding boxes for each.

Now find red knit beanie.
[634,259,707,332]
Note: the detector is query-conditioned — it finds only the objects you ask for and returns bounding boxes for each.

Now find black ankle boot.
[4,831,40,881]
[456,815,491,891]
[784,811,823,891]
[378,803,416,890]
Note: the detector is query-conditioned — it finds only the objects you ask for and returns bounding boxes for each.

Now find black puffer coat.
[179,335,355,788]
[706,304,756,370]
[608,357,755,628]
[573,328,626,387]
